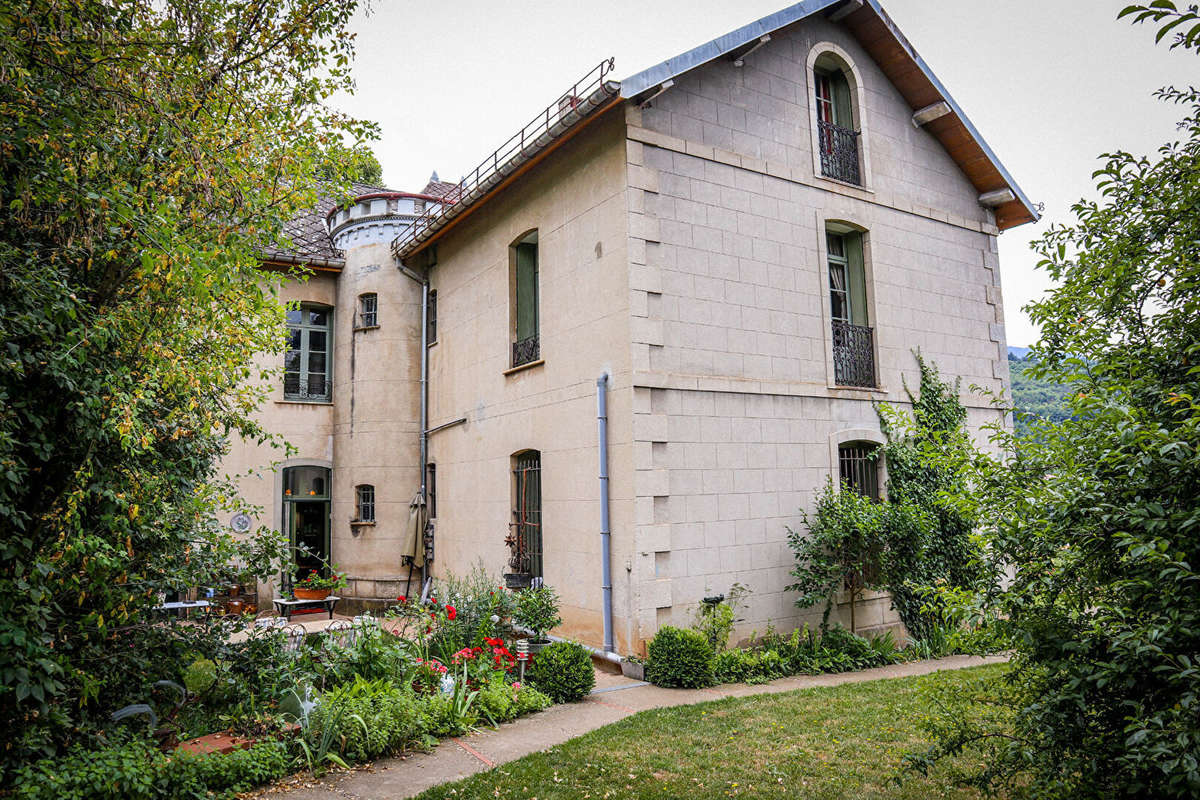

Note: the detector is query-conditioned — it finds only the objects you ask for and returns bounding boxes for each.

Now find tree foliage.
[0,0,374,771]
[909,5,1200,796]
[1007,353,1072,439]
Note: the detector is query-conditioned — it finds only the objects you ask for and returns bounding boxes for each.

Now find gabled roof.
[620,0,1038,230]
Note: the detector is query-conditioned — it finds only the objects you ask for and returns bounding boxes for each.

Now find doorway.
[282,465,331,583]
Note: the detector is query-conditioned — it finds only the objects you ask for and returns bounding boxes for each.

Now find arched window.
[838,442,880,500]
[510,231,540,367]
[809,47,866,186]
[357,293,378,329]
[355,484,375,523]
[510,450,542,577]
[284,304,332,401]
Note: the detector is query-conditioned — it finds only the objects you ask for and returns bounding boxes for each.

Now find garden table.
[272,596,340,621]
[155,600,211,619]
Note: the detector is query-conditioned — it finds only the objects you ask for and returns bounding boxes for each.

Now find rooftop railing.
[393,59,619,259]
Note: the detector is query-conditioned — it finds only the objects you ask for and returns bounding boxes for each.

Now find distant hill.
[1007,347,1072,438]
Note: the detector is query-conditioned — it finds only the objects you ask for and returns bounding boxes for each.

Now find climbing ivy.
[876,354,983,640]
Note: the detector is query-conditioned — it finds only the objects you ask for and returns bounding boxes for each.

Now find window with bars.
[426,290,437,345]
[838,442,880,500]
[355,484,375,522]
[426,462,437,519]
[511,232,539,367]
[284,305,332,401]
[511,450,542,577]
[357,293,378,328]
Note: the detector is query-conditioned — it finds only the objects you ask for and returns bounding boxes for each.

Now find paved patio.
[250,654,1006,799]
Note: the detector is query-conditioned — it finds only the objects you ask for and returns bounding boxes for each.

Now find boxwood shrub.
[527,641,595,703]
[646,626,715,688]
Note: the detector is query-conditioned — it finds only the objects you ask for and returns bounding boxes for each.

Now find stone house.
[224,0,1037,655]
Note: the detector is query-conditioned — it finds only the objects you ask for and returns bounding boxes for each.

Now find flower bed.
[14,567,568,799]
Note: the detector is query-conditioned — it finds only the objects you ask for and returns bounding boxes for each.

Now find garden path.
[250,654,1005,800]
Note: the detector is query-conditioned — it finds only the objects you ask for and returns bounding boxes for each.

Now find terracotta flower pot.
[294,587,330,601]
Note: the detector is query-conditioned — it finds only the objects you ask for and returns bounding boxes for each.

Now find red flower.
[446,605,457,620]
[397,595,407,603]
[483,636,503,646]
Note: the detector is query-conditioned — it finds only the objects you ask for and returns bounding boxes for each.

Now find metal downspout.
[419,280,429,507]
[597,373,614,654]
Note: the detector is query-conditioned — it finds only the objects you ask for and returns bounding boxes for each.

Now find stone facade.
[220,8,1018,652]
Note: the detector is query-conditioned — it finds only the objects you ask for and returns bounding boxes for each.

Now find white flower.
[490,614,500,623]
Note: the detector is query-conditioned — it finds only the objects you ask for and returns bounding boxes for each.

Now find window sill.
[815,174,873,194]
[349,520,375,527]
[503,359,545,377]
[828,384,888,395]
[427,339,439,349]
[277,398,334,406]
[354,325,380,333]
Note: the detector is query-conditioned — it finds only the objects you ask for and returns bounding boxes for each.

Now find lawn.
[416,663,1005,800]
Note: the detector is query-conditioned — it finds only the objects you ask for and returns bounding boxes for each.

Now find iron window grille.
[818,120,861,185]
[511,452,542,577]
[355,484,375,522]
[839,442,880,500]
[284,305,332,401]
[426,463,436,519]
[512,335,540,368]
[357,293,377,328]
[426,290,437,345]
[832,320,877,388]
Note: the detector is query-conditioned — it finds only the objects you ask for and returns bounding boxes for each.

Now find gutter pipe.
[419,280,429,512]
[597,372,615,655]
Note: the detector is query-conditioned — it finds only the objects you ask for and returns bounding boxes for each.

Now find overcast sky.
[335,0,1196,347]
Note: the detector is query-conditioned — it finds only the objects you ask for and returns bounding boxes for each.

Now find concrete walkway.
[252,654,1005,799]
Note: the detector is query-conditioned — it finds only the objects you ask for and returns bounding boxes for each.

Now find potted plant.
[513,585,561,656]
[293,568,346,601]
[503,525,533,589]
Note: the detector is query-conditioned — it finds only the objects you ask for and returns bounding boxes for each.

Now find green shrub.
[310,677,419,762]
[527,641,595,703]
[513,585,562,639]
[14,736,290,800]
[15,736,164,800]
[512,684,553,715]
[167,741,290,798]
[416,692,478,738]
[474,680,516,724]
[646,626,715,688]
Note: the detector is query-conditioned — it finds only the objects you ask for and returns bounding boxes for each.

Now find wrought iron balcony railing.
[512,335,540,368]
[832,320,876,388]
[818,120,862,185]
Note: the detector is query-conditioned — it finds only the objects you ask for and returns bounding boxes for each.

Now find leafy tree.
[0,0,374,771]
[1007,353,1072,439]
[907,4,1200,796]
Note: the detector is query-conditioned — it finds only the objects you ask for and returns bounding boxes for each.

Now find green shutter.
[830,70,853,128]
[845,232,868,326]
[515,241,539,341]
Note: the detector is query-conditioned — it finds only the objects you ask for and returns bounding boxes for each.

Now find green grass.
[417,664,1005,800]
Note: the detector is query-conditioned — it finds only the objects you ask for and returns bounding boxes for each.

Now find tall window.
[426,290,438,345]
[426,462,437,518]
[814,55,861,185]
[511,231,540,367]
[357,293,378,328]
[355,484,375,522]
[511,451,542,577]
[838,442,880,500]
[285,305,332,401]
[827,229,875,388]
